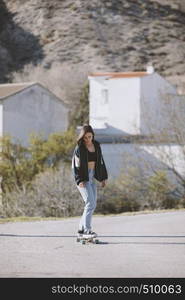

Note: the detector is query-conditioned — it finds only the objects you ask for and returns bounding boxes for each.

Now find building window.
[101,89,108,104]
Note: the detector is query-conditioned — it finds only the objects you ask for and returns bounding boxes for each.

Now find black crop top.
[88,149,97,162]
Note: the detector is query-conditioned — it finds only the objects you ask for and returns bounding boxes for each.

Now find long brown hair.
[77,124,95,145]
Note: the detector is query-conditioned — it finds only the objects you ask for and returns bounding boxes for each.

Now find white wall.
[3,85,68,145]
[108,77,140,134]
[89,76,140,134]
[140,73,177,135]
[89,77,109,129]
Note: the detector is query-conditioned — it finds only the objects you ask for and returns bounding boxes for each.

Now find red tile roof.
[89,72,148,79]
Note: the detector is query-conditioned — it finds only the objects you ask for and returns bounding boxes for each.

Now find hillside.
[1,0,185,105]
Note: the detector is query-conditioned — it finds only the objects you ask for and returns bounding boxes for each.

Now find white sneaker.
[83,230,97,238]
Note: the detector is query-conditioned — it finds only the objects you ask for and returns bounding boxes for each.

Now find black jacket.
[72,140,108,185]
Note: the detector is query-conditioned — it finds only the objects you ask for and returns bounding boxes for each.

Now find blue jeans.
[77,169,97,232]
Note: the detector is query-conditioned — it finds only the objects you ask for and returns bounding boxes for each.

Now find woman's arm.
[72,146,83,185]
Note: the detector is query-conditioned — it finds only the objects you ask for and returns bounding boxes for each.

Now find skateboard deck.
[76,234,99,244]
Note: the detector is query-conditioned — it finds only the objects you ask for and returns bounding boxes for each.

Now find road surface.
[0,210,185,277]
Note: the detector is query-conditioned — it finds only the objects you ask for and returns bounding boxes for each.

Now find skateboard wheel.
[76,238,80,242]
[82,240,86,245]
[95,239,99,244]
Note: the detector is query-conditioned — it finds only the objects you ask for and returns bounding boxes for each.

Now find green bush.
[147,171,173,209]
[96,169,183,214]
[0,127,76,193]
[96,183,141,214]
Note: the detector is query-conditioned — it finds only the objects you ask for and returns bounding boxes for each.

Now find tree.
[70,81,89,127]
[137,91,185,201]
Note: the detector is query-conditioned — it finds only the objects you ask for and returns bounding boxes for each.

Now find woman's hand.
[79,182,85,187]
[101,180,106,188]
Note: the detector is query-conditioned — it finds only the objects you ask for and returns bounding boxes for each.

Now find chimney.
[146,64,154,74]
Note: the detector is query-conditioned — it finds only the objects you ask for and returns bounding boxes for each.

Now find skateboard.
[76,234,99,245]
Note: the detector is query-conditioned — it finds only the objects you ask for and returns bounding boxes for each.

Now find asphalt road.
[0,211,185,278]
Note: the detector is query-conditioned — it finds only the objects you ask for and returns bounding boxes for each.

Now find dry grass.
[1,208,184,224]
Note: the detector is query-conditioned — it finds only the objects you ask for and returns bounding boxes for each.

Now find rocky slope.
[1,0,185,101]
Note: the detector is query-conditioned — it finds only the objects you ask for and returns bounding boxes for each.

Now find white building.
[88,69,178,137]
[88,69,185,189]
[0,82,69,146]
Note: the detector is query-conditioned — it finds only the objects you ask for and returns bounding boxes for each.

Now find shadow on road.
[1,234,185,245]
[104,241,185,245]
[0,234,76,238]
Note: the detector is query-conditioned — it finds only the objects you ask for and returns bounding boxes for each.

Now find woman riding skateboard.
[72,124,108,237]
